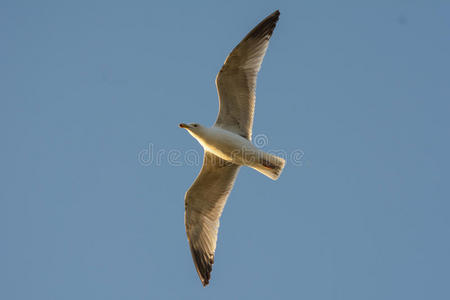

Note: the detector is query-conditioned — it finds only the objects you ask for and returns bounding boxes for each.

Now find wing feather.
[185,152,240,286]
[215,10,280,139]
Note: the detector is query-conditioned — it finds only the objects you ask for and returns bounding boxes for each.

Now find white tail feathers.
[251,151,286,180]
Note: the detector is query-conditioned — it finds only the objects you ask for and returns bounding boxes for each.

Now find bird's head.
[179,123,204,134]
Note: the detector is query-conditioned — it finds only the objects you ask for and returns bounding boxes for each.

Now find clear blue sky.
[1,1,449,299]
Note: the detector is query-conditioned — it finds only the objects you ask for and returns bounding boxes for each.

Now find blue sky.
[1,1,449,299]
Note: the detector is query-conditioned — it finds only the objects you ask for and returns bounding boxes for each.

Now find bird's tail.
[251,151,285,180]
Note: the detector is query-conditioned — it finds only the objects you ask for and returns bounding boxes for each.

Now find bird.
[179,10,284,286]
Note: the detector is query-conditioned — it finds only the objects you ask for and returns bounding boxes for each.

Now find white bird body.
[185,125,284,179]
[188,126,255,163]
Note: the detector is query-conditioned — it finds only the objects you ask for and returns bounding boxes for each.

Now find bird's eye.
[193,124,198,127]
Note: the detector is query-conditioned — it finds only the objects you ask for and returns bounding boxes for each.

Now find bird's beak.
[179,123,189,129]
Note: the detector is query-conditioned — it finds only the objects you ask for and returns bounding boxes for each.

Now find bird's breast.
[196,127,257,165]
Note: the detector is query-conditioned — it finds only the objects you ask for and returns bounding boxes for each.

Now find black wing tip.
[202,278,209,287]
[265,10,281,24]
[190,245,214,287]
[265,9,281,27]
[245,9,281,41]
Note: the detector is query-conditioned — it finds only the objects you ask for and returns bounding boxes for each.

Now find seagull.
[179,10,284,286]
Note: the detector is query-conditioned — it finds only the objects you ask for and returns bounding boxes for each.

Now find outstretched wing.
[215,10,280,139]
[185,152,240,286]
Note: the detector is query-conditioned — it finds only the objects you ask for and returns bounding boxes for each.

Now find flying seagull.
[179,10,284,286]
